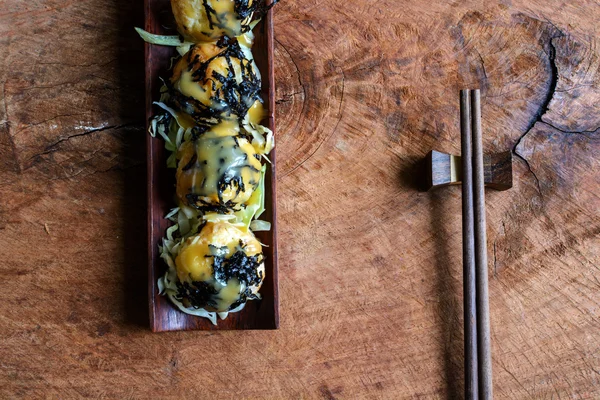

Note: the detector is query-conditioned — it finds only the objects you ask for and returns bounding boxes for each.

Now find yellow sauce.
[172,0,255,42]
[217,279,244,310]
[171,42,260,121]
[247,100,265,124]
[237,30,254,48]
[176,122,262,209]
[177,70,212,106]
[172,44,227,109]
[175,110,198,130]
[175,221,264,311]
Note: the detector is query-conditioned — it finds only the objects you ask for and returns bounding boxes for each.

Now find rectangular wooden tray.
[145,0,278,332]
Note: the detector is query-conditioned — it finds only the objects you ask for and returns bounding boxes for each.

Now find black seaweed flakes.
[212,250,264,288]
[234,0,279,22]
[191,125,210,141]
[217,172,245,200]
[181,153,197,171]
[201,0,217,30]
[198,0,281,35]
[168,40,261,126]
[175,280,219,309]
[177,247,264,311]
[185,195,239,213]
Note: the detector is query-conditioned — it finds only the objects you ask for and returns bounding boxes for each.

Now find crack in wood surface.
[540,120,600,138]
[512,32,565,198]
[275,90,304,104]
[274,38,306,102]
[476,50,488,80]
[41,122,143,153]
[14,113,90,137]
[1,82,22,173]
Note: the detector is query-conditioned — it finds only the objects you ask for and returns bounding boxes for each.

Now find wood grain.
[145,0,278,332]
[1,0,600,398]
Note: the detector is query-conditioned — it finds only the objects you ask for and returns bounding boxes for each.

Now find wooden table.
[1,0,599,398]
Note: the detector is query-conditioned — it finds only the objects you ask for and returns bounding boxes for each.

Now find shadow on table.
[115,0,149,329]
[398,157,463,399]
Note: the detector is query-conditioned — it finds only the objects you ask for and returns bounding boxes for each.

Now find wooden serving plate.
[145,0,278,331]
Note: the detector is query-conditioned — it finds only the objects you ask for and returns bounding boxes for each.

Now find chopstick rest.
[425,150,512,191]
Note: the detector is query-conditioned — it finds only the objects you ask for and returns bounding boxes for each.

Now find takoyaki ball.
[171,0,258,42]
[168,41,262,125]
[174,221,265,312]
[175,122,262,212]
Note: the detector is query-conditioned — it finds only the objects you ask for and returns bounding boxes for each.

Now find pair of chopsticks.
[460,89,493,400]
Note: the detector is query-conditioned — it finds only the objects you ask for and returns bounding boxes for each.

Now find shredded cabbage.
[149,102,195,168]
[203,213,237,223]
[234,164,267,228]
[177,208,191,236]
[157,275,166,295]
[168,293,217,324]
[134,27,193,56]
[149,113,173,147]
[254,165,267,220]
[180,205,197,219]
[217,302,246,320]
[165,224,178,241]
[165,207,180,220]
[250,220,271,231]
[153,102,183,141]
[243,117,275,158]
[149,118,157,138]
[176,44,191,56]
[175,126,185,149]
[135,27,185,46]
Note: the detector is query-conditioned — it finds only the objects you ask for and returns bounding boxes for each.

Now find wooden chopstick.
[460,89,479,400]
[471,89,493,399]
